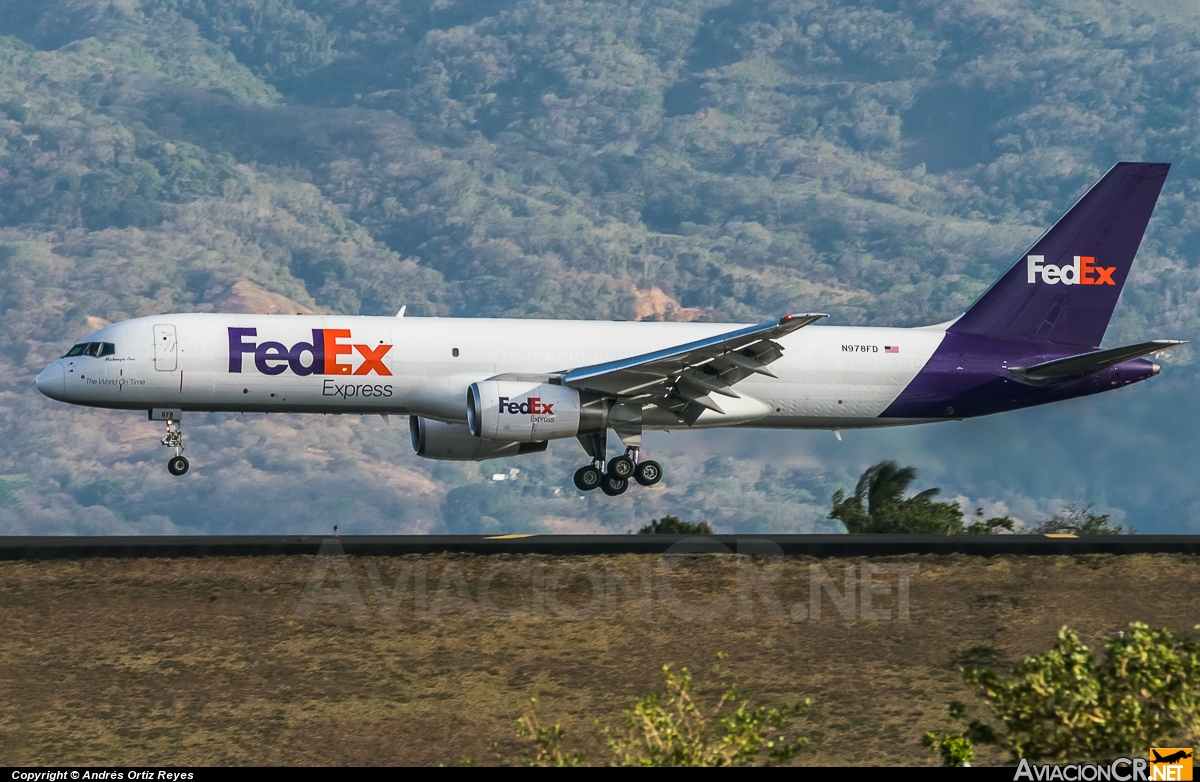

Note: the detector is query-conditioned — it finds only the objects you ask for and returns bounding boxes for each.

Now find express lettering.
[229,328,393,376]
[322,379,394,399]
[1027,255,1116,286]
[498,396,555,415]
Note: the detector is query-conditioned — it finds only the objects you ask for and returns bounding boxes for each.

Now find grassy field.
[1,552,1198,766]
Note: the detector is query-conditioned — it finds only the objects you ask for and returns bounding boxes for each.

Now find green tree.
[966,508,1015,535]
[931,624,1200,764]
[1035,504,1133,535]
[638,515,713,535]
[830,461,962,534]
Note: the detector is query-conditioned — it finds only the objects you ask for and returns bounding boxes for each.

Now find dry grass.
[1,552,1197,766]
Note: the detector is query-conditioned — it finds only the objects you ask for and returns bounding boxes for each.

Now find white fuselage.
[36,314,949,430]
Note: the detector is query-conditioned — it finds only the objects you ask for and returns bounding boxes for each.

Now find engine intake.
[468,380,606,441]
[409,416,547,461]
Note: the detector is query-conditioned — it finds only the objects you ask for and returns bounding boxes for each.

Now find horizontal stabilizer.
[1009,340,1186,383]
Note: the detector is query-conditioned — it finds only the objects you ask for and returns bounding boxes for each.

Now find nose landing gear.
[160,416,189,476]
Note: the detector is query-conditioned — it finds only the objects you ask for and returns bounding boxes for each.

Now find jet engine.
[467,380,606,441]
[409,416,547,461]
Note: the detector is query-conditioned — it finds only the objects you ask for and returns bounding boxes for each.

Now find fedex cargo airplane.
[35,163,1185,496]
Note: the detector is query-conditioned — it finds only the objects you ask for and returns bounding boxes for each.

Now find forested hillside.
[1,0,1197,534]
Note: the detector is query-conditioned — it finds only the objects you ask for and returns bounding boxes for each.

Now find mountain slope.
[0,0,1195,533]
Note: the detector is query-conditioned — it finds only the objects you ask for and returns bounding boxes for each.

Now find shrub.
[1034,504,1133,535]
[922,729,975,767]
[638,515,713,535]
[511,698,587,767]
[926,623,1200,764]
[503,654,808,766]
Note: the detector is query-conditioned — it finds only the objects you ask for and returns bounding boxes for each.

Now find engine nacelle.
[409,416,547,461]
[468,380,603,441]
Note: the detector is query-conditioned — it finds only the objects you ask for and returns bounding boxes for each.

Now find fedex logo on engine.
[228,328,392,376]
[1027,255,1116,286]
[499,396,554,416]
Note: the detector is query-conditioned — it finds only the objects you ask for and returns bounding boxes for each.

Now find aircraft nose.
[36,361,65,400]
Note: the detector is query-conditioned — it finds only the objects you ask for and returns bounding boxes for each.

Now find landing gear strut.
[574,432,605,493]
[612,446,663,490]
[161,417,189,476]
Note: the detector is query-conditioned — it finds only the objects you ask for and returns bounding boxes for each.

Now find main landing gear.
[572,447,662,497]
[161,417,189,476]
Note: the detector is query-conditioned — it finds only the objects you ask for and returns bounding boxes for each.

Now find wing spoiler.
[1008,339,1186,384]
[562,313,826,398]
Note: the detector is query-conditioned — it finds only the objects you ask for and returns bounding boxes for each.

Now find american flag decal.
[884,345,899,353]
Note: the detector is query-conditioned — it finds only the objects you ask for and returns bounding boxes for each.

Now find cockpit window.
[62,342,116,358]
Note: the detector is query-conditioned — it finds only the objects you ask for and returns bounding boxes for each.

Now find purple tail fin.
[949,162,1169,348]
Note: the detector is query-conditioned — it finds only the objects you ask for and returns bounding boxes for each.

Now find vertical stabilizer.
[949,162,1169,348]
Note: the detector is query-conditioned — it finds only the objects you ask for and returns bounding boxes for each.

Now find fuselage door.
[153,324,178,371]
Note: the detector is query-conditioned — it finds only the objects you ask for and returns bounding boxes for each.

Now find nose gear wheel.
[160,417,189,476]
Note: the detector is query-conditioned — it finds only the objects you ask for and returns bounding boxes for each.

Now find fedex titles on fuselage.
[228,327,394,399]
[1027,254,1116,286]
[228,327,392,376]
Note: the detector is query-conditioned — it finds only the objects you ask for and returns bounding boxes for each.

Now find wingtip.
[779,312,828,324]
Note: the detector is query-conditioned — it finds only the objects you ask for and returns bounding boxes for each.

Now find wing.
[562,313,826,422]
[1009,339,1186,384]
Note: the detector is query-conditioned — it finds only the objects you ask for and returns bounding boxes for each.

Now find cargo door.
[153,324,178,371]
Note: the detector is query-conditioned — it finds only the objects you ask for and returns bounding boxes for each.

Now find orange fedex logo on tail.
[1027,254,1117,285]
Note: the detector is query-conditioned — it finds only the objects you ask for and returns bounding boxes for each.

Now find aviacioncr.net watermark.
[293,537,918,624]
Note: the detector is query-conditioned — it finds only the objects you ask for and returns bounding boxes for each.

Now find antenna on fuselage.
[396,305,406,318]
